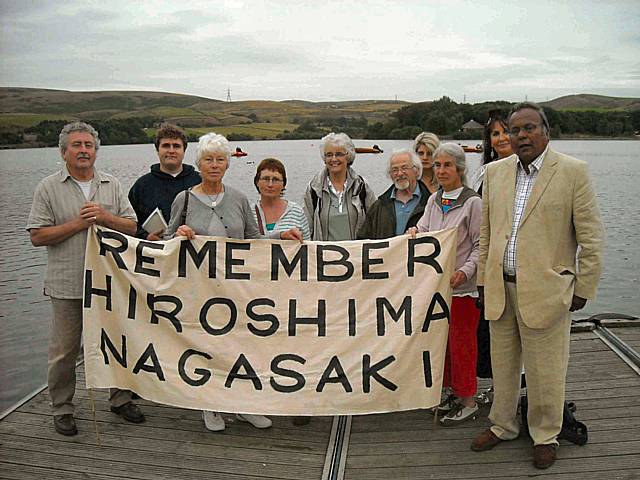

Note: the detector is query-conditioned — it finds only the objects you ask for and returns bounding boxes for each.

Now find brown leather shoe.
[533,444,557,469]
[53,414,78,436]
[471,428,502,451]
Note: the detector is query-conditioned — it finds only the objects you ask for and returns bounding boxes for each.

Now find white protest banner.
[83,226,457,415]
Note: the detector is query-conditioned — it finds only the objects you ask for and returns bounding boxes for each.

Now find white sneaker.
[439,403,479,426]
[236,413,272,429]
[203,411,225,431]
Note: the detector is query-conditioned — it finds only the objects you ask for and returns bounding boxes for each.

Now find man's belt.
[503,273,517,283]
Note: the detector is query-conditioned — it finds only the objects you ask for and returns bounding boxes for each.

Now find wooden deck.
[1,326,639,480]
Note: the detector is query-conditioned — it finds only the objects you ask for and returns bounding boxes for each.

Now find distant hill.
[0,88,407,135]
[1,88,638,147]
[541,94,640,111]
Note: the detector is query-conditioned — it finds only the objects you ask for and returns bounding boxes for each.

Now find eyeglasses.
[201,157,227,165]
[324,152,347,159]
[390,165,414,175]
[509,123,541,137]
[259,176,284,184]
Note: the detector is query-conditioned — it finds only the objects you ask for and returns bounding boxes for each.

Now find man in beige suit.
[470,103,603,469]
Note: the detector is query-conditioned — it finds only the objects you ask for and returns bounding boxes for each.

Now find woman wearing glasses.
[165,133,302,433]
[253,157,310,240]
[413,131,441,194]
[304,132,376,241]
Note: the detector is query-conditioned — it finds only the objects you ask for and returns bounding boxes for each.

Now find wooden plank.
[341,454,640,480]
[345,440,640,468]
[0,412,330,454]
[0,434,323,480]
[347,428,640,456]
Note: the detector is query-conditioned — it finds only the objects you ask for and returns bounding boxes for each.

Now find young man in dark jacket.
[357,149,430,240]
[128,124,201,239]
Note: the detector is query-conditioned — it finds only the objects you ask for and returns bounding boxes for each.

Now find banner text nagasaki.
[82,227,457,415]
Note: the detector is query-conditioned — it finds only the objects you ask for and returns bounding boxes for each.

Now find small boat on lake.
[460,144,483,153]
[356,144,383,154]
[232,147,248,157]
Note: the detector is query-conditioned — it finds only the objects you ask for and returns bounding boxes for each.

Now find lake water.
[1,139,639,415]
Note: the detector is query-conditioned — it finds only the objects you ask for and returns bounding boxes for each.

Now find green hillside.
[1,88,638,147]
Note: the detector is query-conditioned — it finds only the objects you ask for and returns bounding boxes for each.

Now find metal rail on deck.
[321,415,352,480]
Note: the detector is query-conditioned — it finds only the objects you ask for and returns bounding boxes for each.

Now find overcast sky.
[1,0,638,103]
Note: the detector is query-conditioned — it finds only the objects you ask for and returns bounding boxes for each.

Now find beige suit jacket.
[477,148,604,329]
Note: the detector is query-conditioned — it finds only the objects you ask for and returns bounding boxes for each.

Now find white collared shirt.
[503,146,548,275]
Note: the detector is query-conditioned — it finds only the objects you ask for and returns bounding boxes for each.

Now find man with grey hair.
[357,148,430,239]
[27,121,145,436]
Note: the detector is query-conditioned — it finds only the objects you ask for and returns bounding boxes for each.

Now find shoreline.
[2,135,639,150]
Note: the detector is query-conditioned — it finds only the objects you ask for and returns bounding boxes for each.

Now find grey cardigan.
[165,185,278,240]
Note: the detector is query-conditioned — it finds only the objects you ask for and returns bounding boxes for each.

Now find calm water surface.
[1,139,638,414]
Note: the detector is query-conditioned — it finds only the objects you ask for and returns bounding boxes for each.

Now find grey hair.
[413,131,440,154]
[433,143,467,185]
[509,101,550,135]
[196,132,232,168]
[387,148,423,179]
[59,121,100,153]
[319,132,356,166]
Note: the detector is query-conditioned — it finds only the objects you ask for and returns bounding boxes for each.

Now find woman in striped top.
[252,158,310,240]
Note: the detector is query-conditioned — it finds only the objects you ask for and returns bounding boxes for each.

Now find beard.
[394,179,410,190]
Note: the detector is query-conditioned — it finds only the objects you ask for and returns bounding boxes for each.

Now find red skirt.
[442,296,480,397]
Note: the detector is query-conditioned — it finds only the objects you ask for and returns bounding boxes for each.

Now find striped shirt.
[26,164,136,299]
[503,147,548,275]
[253,200,310,240]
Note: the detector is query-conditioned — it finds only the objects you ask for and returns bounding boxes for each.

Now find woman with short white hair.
[303,132,376,241]
[165,132,301,432]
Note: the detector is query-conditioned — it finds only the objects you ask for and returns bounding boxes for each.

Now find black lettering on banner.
[246,298,279,337]
[178,239,217,278]
[132,343,165,381]
[134,240,164,277]
[316,356,352,393]
[316,245,354,282]
[127,285,136,319]
[147,294,183,333]
[407,236,443,276]
[376,296,412,336]
[422,351,433,388]
[271,244,308,281]
[348,299,357,336]
[363,354,397,393]
[225,354,263,390]
[178,349,213,386]
[288,299,326,336]
[421,292,450,332]
[362,242,389,280]
[100,329,126,367]
[270,354,307,393]
[200,298,237,335]
[96,228,128,270]
[225,242,251,280]
[84,270,112,311]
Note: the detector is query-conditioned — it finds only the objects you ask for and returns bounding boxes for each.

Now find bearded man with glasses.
[470,102,603,469]
[357,149,429,240]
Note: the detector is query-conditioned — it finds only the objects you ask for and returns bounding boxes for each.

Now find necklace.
[201,185,223,208]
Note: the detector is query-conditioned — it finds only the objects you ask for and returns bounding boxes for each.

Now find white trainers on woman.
[203,411,226,431]
[236,413,272,429]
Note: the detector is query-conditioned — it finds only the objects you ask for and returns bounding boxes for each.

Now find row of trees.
[1,117,159,147]
[2,98,638,147]
[363,97,640,139]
